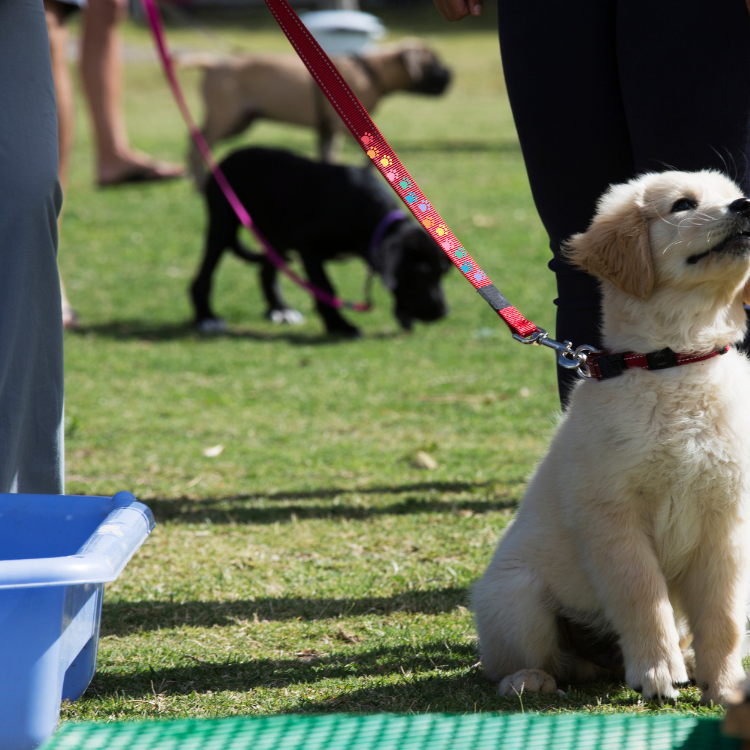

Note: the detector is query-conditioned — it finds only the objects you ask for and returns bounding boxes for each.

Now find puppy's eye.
[670,198,698,213]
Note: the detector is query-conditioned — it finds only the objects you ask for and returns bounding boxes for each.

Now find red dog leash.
[144,0,606,374]
[262,0,535,333]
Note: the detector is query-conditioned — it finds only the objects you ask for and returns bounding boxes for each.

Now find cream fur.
[474,170,750,705]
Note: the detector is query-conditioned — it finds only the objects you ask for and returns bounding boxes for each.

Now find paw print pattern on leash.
[355,135,493,291]
[362,133,380,160]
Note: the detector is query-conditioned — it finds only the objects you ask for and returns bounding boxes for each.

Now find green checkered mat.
[41,713,742,750]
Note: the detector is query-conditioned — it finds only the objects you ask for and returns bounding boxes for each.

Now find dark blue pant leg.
[0,0,64,493]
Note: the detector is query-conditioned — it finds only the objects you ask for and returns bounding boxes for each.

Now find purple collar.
[368,210,407,266]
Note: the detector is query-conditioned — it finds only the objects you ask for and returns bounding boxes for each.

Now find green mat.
[41,713,741,750]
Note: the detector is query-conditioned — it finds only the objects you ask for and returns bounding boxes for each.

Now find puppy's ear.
[564,199,654,300]
[377,233,404,291]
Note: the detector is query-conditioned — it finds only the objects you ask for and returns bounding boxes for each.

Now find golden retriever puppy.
[473,170,750,705]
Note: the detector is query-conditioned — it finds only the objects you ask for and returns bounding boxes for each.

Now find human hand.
[432,0,484,21]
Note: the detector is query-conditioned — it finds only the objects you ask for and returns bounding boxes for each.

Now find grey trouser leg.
[0,0,64,493]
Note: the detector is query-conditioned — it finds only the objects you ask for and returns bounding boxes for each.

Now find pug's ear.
[400,48,425,85]
[563,198,654,300]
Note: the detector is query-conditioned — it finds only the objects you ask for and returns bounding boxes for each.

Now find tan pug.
[181,39,451,183]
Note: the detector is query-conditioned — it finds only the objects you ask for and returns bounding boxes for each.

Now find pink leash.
[144,0,599,374]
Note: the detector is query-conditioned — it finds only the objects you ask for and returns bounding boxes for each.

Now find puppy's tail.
[173,52,224,69]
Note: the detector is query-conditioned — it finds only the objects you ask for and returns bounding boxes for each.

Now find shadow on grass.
[87,641,480,698]
[149,495,517,525]
[102,586,468,634]
[85,636,639,715]
[74,320,404,344]
[146,480,519,525]
[292,677,640,715]
[201,480,504,502]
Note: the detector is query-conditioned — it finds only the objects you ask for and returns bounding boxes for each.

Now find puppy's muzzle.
[686,198,750,264]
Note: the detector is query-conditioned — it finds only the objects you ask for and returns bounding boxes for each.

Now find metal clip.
[512,328,548,346]
[513,328,598,377]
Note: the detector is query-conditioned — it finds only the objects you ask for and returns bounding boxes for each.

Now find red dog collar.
[585,345,730,380]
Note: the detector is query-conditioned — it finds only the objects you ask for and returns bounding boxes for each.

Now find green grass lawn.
[57,5,721,725]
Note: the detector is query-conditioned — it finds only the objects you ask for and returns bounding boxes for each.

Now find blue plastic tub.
[0,491,154,750]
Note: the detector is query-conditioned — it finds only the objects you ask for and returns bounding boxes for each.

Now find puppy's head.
[379,223,451,330]
[397,40,452,96]
[564,171,750,347]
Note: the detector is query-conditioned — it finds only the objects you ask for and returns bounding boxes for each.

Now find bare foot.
[97,150,185,187]
[62,303,78,331]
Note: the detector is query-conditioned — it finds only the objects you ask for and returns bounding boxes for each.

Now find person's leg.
[618,0,750,351]
[80,0,184,185]
[45,0,79,330]
[497,0,635,406]
[620,0,750,187]
[0,0,65,493]
[45,1,74,191]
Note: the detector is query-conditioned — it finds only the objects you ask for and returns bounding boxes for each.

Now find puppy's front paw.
[499,669,557,697]
[627,658,688,703]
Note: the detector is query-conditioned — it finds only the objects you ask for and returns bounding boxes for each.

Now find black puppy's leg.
[228,237,303,324]
[258,256,305,324]
[300,251,361,338]
[191,209,238,332]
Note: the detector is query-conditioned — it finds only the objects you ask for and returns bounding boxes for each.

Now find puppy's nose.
[728,198,750,214]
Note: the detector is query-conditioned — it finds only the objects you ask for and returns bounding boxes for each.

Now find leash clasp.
[513,328,598,377]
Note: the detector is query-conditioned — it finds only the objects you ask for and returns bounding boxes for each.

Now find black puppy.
[191,147,450,337]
